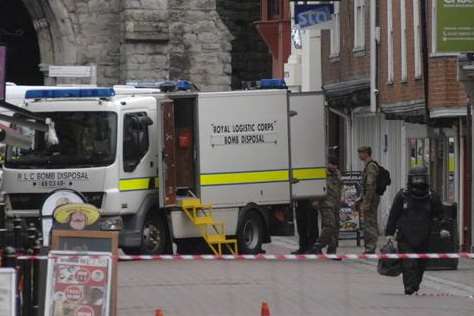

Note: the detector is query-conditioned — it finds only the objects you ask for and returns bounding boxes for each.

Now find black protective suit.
[295,199,319,254]
[385,167,446,294]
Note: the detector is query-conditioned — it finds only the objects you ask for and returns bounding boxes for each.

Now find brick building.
[320,0,470,249]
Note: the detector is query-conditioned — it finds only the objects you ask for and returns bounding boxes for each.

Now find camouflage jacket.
[320,169,343,210]
[360,160,379,210]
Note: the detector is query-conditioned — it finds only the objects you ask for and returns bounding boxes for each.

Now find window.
[268,0,281,20]
[123,112,152,172]
[400,0,407,81]
[330,2,341,57]
[6,112,117,169]
[387,0,394,83]
[354,0,366,50]
[413,0,422,78]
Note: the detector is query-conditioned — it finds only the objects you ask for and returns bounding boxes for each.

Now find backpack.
[369,161,391,196]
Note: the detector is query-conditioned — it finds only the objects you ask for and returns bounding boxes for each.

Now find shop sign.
[294,4,334,28]
[437,0,474,53]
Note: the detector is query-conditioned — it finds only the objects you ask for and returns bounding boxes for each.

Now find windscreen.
[5,111,117,169]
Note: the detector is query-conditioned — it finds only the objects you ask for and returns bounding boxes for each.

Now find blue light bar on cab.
[25,88,116,99]
[259,79,287,90]
[176,80,192,91]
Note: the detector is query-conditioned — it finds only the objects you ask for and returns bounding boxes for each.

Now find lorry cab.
[1,85,327,255]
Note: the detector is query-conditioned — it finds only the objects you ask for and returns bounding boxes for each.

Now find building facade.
[320,0,470,249]
[0,0,271,90]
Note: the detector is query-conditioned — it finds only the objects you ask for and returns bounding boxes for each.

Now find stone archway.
[21,0,80,84]
[0,0,43,84]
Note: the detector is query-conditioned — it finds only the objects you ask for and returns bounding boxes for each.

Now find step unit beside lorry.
[1,87,327,254]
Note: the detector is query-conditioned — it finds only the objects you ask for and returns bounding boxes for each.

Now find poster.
[339,173,362,234]
[44,251,112,316]
[0,268,16,316]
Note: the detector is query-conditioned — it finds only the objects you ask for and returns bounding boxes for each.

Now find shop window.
[123,112,151,172]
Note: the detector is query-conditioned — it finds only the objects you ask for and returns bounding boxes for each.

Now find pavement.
[117,237,474,316]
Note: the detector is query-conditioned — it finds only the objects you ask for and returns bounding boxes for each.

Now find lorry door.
[159,99,177,206]
[289,92,327,199]
[119,108,158,213]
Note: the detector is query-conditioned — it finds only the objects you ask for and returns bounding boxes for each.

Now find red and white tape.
[10,253,474,261]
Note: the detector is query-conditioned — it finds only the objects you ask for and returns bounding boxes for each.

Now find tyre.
[139,212,170,255]
[237,211,264,254]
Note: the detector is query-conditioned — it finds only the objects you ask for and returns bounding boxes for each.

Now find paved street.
[117,238,474,316]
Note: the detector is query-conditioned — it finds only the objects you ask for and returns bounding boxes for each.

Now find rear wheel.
[139,213,170,255]
[237,211,264,254]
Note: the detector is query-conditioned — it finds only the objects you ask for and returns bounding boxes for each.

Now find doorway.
[0,0,43,84]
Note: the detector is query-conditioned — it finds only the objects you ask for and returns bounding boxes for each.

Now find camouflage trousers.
[362,196,380,252]
[319,207,339,252]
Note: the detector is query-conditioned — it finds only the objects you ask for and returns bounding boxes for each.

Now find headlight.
[99,216,123,231]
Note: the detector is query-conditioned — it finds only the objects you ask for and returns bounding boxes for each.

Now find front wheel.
[237,211,264,254]
[139,213,170,255]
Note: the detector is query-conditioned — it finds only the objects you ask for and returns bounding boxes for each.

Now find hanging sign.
[294,4,334,28]
[44,251,113,316]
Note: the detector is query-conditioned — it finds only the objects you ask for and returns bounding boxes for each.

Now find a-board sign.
[51,230,118,316]
[0,268,16,316]
[339,172,363,244]
[44,251,113,316]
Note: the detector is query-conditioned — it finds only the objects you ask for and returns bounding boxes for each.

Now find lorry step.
[193,216,215,225]
[208,238,238,246]
[180,197,238,255]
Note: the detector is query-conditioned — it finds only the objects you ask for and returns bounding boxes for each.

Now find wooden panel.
[162,100,177,205]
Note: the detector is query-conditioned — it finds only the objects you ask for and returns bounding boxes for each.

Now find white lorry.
[1,85,327,254]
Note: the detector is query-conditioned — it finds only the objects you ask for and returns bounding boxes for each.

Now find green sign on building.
[437,0,474,53]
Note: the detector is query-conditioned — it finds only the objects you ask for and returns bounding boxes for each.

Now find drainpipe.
[369,0,377,113]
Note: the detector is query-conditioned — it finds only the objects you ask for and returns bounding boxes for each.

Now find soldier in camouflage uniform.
[310,156,343,254]
[357,146,380,254]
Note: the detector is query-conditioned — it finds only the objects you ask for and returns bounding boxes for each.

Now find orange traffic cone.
[261,302,270,316]
[155,309,164,316]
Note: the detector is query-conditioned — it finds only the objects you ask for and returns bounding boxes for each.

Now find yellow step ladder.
[179,198,238,255]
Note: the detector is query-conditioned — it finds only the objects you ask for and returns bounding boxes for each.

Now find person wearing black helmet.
[385,166,450,295]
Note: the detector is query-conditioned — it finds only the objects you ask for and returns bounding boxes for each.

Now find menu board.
[44,251,112,316]
[0,268,16,316]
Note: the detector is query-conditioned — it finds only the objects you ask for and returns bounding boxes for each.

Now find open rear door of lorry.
[158,98,177,206]
[289,92,327,199]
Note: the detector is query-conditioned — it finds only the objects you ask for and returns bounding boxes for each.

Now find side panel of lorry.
[197,90,291,208]
[289,92,327,199]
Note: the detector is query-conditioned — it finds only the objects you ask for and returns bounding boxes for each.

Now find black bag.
[370,161,391,196]
[377,240,402,277]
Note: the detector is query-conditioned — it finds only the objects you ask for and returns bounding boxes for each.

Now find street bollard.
[13,218,23,250]
[3,246,16,268]
[22,249,33,316]
[32,240,41,316]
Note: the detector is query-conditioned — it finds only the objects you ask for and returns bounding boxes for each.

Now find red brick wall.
[321,0,370,86]
[379,0,467,109]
